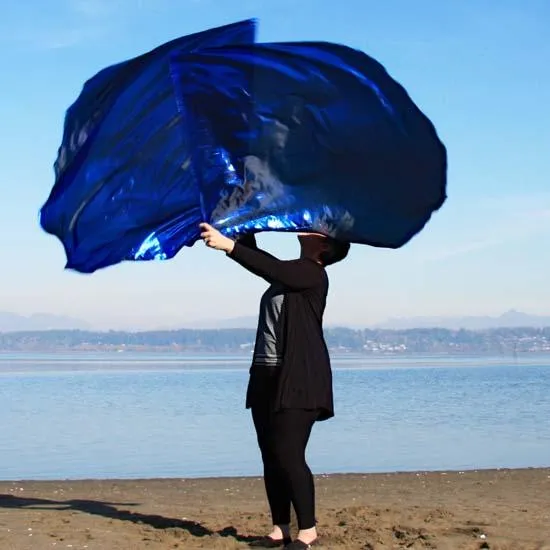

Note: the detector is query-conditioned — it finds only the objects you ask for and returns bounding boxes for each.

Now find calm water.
[1,353,549,480]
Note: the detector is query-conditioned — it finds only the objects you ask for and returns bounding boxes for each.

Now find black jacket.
[228,237,334,421]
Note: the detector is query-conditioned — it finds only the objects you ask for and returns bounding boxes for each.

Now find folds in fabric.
[39,20,256,273]
[169,42,447,248]
[40,22,447,274]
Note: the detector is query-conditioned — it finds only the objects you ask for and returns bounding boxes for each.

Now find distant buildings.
[0,327,549,354]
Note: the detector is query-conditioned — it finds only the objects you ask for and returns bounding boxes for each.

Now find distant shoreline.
[1,326,549,354]
[1,349,550,359]
[1,349,550,356]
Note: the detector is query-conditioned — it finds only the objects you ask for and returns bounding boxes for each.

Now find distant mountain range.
[0,312,91,332]
[185,310,550,331]
[179,316,259,329]
[374,310,550,330]
[0,310,549,332]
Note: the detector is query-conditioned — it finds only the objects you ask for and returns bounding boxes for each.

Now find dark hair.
[319,238,350,266]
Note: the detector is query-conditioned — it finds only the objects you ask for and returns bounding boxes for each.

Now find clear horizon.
[1,0,549,329]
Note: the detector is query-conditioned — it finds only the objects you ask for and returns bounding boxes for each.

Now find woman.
[199,223,350,549]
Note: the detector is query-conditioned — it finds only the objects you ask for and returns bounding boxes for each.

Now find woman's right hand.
[199,223,235,254]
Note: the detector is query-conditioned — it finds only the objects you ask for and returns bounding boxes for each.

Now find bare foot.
[296,526,317,545]
[269,524,291,540]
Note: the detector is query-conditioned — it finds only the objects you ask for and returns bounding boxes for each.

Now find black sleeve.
[228,242,324,290]
[235,233,258,248]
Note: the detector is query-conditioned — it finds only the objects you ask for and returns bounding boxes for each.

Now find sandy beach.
[1,468,549,550]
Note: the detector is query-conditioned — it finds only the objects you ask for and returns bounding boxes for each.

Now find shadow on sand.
[0,493,257,543]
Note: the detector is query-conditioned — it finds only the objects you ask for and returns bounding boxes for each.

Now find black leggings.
[251,404,318,530]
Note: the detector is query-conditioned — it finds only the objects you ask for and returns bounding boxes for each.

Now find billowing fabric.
[40,20,256,272]
[40,22,447,273]
[171,42,447,247]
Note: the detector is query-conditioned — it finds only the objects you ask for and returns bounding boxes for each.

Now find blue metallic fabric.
[39,20,256,272]
[40,22,446,273]
[171,42,446,246]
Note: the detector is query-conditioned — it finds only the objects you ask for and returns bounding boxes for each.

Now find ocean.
[1,353,549,480]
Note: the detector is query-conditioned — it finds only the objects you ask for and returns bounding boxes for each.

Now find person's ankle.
[297,526,317,544]
[269,524,291,540]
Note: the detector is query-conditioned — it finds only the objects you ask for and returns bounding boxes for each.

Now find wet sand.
[1,468,549,549]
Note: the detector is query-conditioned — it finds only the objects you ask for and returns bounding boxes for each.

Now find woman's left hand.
[199,223,235,254]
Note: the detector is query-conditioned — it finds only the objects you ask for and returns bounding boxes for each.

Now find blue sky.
[0,0,549,330]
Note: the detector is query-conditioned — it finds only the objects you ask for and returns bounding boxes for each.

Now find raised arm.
[199,223,324,290]
[228,242,324,290]
[234,232,258,248]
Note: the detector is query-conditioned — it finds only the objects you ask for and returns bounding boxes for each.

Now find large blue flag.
[40,20,256,272]
[40,22,446,273]
[170,42,447,248]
